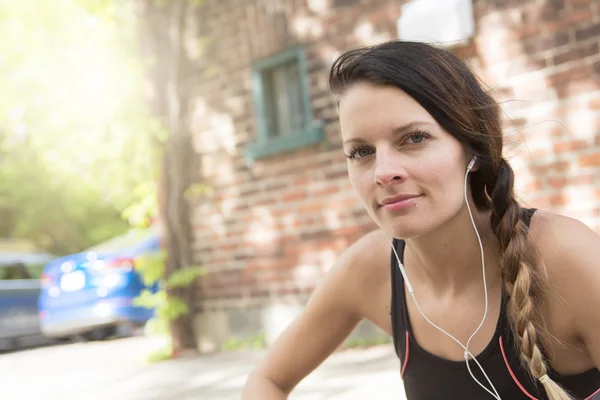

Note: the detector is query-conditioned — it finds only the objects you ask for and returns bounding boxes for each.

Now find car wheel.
[82,326,117,341]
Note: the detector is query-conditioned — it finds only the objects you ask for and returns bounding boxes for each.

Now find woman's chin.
[378,221,427,240]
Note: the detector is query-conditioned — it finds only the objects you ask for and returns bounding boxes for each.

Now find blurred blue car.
[38,229,160,340]
[0,248,54,350]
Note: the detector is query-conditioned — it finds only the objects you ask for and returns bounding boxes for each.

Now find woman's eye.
[355,148,373,158]
[345,146,374,160]
[408,133,427,144]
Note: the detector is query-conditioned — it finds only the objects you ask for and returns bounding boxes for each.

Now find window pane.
[263,69,278,138]
[285,63,305,133]
[263,59,307,138]
[272,65,292,137]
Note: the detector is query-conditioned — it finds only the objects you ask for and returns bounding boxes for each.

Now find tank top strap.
[390,238,409,360]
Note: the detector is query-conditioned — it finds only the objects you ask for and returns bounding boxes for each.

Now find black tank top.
[390,208,600,399]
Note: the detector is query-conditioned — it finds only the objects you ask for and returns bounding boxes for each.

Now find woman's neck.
[403,206,503,296]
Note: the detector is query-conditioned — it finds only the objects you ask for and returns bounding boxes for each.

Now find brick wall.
[188,0,401,316]
[186,0,600,331]
[472,0,600,228]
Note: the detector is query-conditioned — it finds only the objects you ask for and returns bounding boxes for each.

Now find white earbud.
[467,156,477,172]
[384,152,502,399]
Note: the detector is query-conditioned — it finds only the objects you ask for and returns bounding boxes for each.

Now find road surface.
[0,336,406,400]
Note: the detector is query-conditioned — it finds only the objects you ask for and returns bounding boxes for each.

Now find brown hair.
[329,41,571,400]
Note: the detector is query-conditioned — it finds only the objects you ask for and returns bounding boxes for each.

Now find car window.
[0,263,33,280]
[25,263,45,279]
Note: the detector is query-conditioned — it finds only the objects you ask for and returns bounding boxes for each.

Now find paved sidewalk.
[0,337,406,400]
[91,343,406,400]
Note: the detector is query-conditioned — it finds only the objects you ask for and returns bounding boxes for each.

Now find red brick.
[523,31,570,54]
[507,57,548,76]
[528,147,550,159]
[548,176,568,189]
[578,152,600,167]
[515,24,542,40]
[552,42,599,66]
[298,202,324,213]
[281,191,306,202]
[545,0,567,14]
[567,7,594,23]
[529,195,551,209]
[546,66,590,87]
[524,180,543,192]
[570,0,592,6]
[575,21,600,42]
[556,80,600,99]
[549,194,569,206]
[593,60,600,76]
[589,98,600,110]
[553,139,589,153]
[574,174,595,185]
[312,185,340,196]
[530,161,571,175]
[545,7,593,31]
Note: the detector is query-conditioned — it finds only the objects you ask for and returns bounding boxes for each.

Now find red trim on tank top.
[584,387,600,399]
[499,336,539,400]
[500,336,600,400]
[401,331,410,377]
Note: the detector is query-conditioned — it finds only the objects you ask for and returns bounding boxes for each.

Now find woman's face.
[338,83,472,239]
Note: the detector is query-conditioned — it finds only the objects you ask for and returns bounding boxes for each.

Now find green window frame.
[245,46,323,160]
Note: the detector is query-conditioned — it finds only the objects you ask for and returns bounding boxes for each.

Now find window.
[0,264,33,280]
[245,47,323,160]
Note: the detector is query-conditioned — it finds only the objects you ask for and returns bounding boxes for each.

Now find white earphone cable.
[384,157,502,399]
[464,161,492,383]
[386,234,501,399]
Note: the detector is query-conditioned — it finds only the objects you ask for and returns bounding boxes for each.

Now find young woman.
[242,41,600,400]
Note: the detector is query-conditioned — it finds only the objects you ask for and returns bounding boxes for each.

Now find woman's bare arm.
[242,230,385,399]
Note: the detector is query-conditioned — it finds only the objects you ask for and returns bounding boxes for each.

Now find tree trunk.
[136,0,198,353]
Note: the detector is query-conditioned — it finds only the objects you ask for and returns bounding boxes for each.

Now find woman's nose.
[374,151,407,186]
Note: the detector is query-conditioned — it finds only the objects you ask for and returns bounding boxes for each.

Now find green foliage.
[0,0,158,254]
[183,183,213,201]
[133,250,207,341]
[122,182,160,229]
[133,289,165,309]
[221,337,246,351]
[163,296,189,320]
[1,0,209,357]
[133,289,189,321]
[135,251,167,287]
[145,342,174,364]
[221,332,267,352]
[144,315,171,336]
[165,266,207,289]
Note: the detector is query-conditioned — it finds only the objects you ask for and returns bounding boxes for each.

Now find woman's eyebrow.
[342,121,434,146]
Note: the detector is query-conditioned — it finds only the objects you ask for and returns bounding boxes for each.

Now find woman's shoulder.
[528,208,599,283]
[344,228,392,265]
[528,208,597,266]
[529,209,600,358]
[333,229,392,280]
[323,229,393,307]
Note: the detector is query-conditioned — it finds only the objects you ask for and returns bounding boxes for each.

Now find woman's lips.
[379,195,421,211]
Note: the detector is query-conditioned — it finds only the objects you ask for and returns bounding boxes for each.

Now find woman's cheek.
[349,169,374,207]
